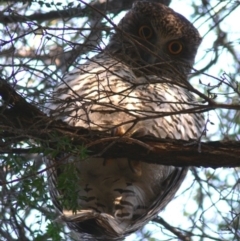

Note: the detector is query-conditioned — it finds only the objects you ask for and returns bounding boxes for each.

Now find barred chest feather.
[49,53,204,140]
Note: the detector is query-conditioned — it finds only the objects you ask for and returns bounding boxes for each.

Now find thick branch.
[0,79,239,168]
[84,137,240,168]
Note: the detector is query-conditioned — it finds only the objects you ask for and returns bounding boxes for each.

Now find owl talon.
[112,126,126,136]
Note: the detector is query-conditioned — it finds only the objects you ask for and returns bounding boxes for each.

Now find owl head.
[106,2,202,78]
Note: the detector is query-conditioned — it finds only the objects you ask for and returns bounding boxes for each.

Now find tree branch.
[0,0,148,24]
[0,79,239,168]
[153,217,192,241]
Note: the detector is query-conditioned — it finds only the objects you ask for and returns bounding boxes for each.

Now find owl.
[47,2,204,240]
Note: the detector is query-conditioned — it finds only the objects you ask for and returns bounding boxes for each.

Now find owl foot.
[112,126,126,136]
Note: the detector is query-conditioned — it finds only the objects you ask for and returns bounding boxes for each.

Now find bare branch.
[153,217,192,241]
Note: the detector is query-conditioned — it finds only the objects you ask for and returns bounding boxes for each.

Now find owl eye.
[168,41,183,54]
[138,25,153,39]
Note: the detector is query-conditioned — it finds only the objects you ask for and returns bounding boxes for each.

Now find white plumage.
[51,53,203,140]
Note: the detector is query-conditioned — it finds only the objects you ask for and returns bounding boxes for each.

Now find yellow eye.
[168,41,183,54]
[138,25,153,39]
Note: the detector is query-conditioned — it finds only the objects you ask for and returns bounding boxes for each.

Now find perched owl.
[47,2,204,240]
